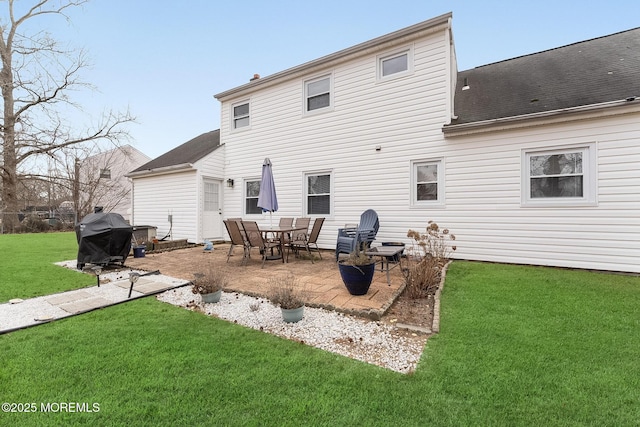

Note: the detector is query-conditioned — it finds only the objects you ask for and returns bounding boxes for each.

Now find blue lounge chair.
[335,209,379,261]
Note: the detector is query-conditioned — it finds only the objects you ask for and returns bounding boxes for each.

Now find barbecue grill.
[75,209,133,270]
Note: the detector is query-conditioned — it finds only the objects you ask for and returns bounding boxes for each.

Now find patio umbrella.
[257,158,278,227]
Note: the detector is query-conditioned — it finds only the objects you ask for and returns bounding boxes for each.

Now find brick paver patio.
[126,243,405,320]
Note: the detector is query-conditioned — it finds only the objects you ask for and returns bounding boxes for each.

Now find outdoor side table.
[364,246,404,286]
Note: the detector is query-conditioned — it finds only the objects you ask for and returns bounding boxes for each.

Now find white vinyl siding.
[132,171,198,241]
[217,20,640,273]
[219,30,450,244]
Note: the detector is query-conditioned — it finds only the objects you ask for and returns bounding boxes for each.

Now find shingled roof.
[130,130,220,174]
[447,27,640,127]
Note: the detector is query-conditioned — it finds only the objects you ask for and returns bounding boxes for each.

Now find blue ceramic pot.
[338,261,376,295]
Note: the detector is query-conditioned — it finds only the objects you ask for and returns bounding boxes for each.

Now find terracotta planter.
[338,261,376,295]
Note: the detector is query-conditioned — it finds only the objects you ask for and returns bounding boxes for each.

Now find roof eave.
[126,163,195,179]
[443,98,640,137]
[214,13,452,101]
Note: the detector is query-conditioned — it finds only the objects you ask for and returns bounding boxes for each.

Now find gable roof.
[214,13,452,101]
[447,27,640,129]
[129,130,220,176]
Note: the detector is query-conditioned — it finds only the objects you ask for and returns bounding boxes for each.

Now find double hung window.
[522,144,596,206]
[305,173,331,215]
[245,180,262,214]
[233,101,250,129]
[411,159,444,207]
[305,75,332,112]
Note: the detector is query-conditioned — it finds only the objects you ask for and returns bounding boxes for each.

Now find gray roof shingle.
[448,27,640,125]
[131,130,220,173]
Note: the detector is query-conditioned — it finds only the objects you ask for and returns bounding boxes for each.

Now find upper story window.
[378,47,413,80]
[522,144,597,207]
[305,172,331,215]
[245,179,262,214]
[305,75,332,113]
[232,101,250,129]
[99,168,111,179]
[411,159,444,207]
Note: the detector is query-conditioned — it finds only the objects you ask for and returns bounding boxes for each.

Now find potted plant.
[191,267,230,304]
[268,273,305,323]
[337,249,376,295]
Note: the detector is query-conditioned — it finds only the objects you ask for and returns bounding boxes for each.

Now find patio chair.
[279,217,294,228]
[242,221,284,268]
[335,209,379,261]
[292,217,310,241]
[223,219,250,264]
[287,217,325,263]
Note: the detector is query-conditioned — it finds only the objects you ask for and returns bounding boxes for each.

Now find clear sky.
[26,0,640,159]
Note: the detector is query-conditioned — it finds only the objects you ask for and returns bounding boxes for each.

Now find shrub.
[191,264,230,294]
[268,273,305,309]
[19,215,50,233]
[403,221,456,299]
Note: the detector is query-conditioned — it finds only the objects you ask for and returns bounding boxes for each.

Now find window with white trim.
[245,179,262,214]
[305,172,331,215]
[99,168,111,179]
[378,47,412,80]
[411,159,444,207]
[304,75,332,112]
[522,144,597,206]
[232,101,250,129]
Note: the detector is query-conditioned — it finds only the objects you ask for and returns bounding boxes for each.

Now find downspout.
[444,16,456,125]
[129,178,135,225]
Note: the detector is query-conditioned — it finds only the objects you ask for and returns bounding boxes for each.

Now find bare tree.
[0,0,135,232]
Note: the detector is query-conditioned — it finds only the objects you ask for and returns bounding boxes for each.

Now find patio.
[125,243,406,320]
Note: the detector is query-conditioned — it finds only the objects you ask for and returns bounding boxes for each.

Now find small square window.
[305,75,332,112]
[100,168,111,179]
[378,48,412,80]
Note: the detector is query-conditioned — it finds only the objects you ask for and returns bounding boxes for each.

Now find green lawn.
[0,232,93,301]
[1,233,639,426]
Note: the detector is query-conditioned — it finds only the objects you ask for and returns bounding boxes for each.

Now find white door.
[202,179,222,240]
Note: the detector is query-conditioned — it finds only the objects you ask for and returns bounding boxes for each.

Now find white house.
[133,13,640,273]
[127,130,224,242]
[80,144,150,222]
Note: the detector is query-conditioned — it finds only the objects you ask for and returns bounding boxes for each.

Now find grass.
[1,233,639,425]
[0,232,93,302]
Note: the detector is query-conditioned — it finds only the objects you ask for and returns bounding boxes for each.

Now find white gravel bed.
[157,286,427,374]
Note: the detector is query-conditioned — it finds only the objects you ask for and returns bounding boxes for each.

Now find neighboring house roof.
[128,130,220,176]
[447,27,640,127]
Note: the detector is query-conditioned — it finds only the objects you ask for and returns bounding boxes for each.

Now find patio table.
[260,226,307,262]
[365,246,404,285]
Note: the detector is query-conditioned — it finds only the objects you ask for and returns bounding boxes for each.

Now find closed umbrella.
[257,158,278,227]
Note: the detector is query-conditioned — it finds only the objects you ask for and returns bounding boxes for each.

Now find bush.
[19,215,50,233]
[268,273,306,309]
[403,221,456,299]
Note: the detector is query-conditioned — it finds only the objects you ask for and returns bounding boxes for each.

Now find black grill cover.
[75,212,133,269]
